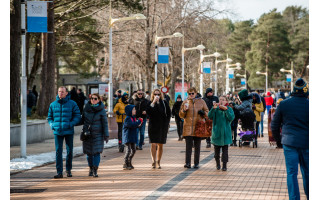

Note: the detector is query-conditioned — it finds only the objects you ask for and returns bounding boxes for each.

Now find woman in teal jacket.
[208,95,234,171]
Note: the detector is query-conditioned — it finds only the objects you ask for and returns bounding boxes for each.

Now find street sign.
[27,1,47,33]
[161,86,169,93]
[286,74,292,82]
[241,78,246,85]
[158,47,169,64]
[203,62,211,74]
[99,84,109,95]
[228,69,234,79]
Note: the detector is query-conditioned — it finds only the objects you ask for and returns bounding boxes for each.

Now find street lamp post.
[256,69,268,92]
[108,3,146,115]
[280,61,294,91]
[182,43,205,99]
[225,55,241,94]
[154,32,183,89]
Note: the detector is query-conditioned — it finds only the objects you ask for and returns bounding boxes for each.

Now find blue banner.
[158,47,169,64]
[229,74,234,79]
[286,74,292,82]
[203,62,211,74]
[27,1,47,33]
[241,78,246,85]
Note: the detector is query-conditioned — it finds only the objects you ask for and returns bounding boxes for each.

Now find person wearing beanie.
[171,95,184,141]
[202,88,219,148]
[113,93,129,152]
[271,78,309,200]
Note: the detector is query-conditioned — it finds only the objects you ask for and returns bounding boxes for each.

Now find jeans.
[283,145,309,200]
[124,143,136,163]
[54,134,74,174]
[136,118,147,148]
[87,153,101,167]
[185,136,201,165]
[260,112,264,136]
[266,105,271,115]
[256,121,260,137]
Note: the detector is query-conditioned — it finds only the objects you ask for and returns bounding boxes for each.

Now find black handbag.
[80,112,96,141]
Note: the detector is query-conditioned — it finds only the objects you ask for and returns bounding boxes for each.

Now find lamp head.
[236,62,241,68]
[236,73,241,77]
[196,45,205,51]
[173,32,183,37]
[213,52,220,58]
[132,14,146,19]
[256,71,261,75]
[280,68,285,72]
[226,58,233,63]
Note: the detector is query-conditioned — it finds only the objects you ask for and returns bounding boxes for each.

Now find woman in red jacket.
[264,92,274,115]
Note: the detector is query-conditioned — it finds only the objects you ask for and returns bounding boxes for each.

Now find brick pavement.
[10,119,307,200]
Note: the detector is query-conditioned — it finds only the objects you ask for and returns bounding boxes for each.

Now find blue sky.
[216,0,309,22]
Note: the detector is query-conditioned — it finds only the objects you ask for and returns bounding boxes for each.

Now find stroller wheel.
[255,140,258,148]
[239,140,242,147]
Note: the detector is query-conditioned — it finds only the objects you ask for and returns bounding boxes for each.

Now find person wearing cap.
[202,88,219,148]
[171,95,184,141]
[264,91,274,115]
[271,78,309,200]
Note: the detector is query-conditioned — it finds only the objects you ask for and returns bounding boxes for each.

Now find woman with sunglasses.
[146,89,171,169]
[179,87,209,169]
[82,93,109,177]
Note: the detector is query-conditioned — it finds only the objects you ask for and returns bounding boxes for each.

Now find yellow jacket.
[253,102,264,122]
[113,98,127,123]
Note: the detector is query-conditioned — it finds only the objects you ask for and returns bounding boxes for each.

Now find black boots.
[54,174,63,179]
[216,159,221,170]
[184,163,191,168]
[88,167,93,176]
[93,166,98,177]
[222,162,227,171]
[66,171,72,177]
[206,143,211,148]
[123,161,133,170]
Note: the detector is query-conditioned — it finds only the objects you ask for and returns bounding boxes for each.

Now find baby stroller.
[238,109,257,148]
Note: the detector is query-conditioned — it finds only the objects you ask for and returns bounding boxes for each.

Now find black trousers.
[206,137,211,144]
[175,118,183,138]
[255,121,260,139]
[214,145,229,163]
[232,122,238,143]
[185,136,201,165]
[124,143,136,163]
[117,123,123,146]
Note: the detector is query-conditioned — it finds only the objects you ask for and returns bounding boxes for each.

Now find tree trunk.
[37,33,48,117]
[145,0,152,92]
[27,33,41,88]
[10,0,21,120]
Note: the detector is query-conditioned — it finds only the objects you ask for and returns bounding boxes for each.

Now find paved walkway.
[10,118,307,200]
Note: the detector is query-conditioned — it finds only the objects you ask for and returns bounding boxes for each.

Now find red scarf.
[219,103,229,110]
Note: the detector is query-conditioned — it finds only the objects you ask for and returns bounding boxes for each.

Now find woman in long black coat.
[146,89,171,169]
[82,93,109,177]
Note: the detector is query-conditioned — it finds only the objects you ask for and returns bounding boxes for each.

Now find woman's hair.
[187,87,197,94]
[150,89,164,101]
[91,93,101,102]
[219,95,227,101]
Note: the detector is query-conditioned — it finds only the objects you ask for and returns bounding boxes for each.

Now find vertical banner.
[175,82,189,100]
[241,78,246,85]
[203,62,211,74]
[158,47,169,64]
[27,1,48,33]
[99,84,109,95]
[286,74,292,82]
[228,69,234,79]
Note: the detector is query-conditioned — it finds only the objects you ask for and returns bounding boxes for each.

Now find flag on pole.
[241,78,246,85]
[158,47,169,64]
[286,74,292,82]
[203,62,211,73]
[228,69,234,79]
[27,1,48,33]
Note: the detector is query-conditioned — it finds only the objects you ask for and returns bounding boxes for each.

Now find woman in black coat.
[171,95,183,141]
[147,89,171,169]
[82,93,109,177]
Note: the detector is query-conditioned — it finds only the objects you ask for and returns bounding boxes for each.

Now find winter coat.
[271,95,309,149]
[260,95,266,112]
[27,91,36,108]
[235,99,252,114]
[208,106,235,146]
[202,94,219,111]
[171,100,183,120]
[231,107,240,131]
[179,98,209,137]
[251,93,264,122]
[113,98,128,123]
[47,95,81,136]
[130,93,149,119]
[77,92,86,114]
[147,99,171,144]
[122,105,141,144]
[235,98,255,130]
[264,92,274,106]
[70,88,79,105]
[82,102,109,155]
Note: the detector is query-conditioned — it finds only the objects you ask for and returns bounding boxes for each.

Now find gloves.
[138,118,143,124]
[116,111,120,115]
[104,136,109,144]
[198,110,205,116]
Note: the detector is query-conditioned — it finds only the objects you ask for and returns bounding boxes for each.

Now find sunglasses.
[138,93,143,95]
[154,94,160,96]
[91,97,98,101]
[188,93,195,95]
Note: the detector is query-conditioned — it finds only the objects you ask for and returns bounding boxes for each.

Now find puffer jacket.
[113,98,128,123]
[179,98,209,137]
[47,95,81,136]
[82,101,109,155]
[122,105,141,144]
[265,92,274,106]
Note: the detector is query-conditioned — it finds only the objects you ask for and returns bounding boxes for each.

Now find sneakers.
[184,163,191,168]
[54,174,63,179]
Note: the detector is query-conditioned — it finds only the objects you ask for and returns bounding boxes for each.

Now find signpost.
[27,1,48,33]
[161,86,169,94]
[158,47,169,64]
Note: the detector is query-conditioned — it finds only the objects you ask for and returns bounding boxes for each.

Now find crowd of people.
[46,79,308,200]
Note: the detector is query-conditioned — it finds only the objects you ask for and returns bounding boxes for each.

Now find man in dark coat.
[271,78,309,200]
[130,89,149,150]
[70,87,79,105]
[171,95,183,141]
[47,86,81,178]
[77,88,86,115]
[27,89,36,116]
[202,88,219,148]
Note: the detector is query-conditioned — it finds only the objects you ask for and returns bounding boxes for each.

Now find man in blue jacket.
[271,78,309,200]
[48,86,81,178]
